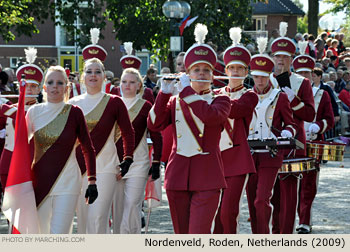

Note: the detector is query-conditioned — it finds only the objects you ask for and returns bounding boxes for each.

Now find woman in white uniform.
[112,68,162,233]
[69,58,135,234]
[26,65,97,234]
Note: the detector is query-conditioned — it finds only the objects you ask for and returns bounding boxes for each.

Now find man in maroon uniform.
[213,27,258,234]
[269,22,315,234]
[147,24,231,234]
[292,43,334,234]
[245,37,297,234]
[0,49,43,192]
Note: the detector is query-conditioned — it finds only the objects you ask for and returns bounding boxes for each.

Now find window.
[252,16,267,31]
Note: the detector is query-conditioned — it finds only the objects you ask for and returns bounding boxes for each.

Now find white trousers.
[113,176,147,234]
[38,194,78,234]
[76,173,116,234]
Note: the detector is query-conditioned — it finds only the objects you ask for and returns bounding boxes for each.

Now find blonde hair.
[120,68,143,95]
[80,58,106,84]
[43,65,69,102]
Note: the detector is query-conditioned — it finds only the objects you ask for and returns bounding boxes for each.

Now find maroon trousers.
[213,174,248,234]
[166,189,221,234]
[246,153,280,234]
[298,169,318,225]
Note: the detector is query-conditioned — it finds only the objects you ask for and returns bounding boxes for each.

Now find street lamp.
[162,0,191,53]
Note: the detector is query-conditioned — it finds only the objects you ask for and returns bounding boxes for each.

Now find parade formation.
[0,13,349,235]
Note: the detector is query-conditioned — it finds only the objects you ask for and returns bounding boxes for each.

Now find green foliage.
[297,15,308,34]
[324,0,350,15]
[0,1,41,41]
[1,0,260,59]
[106,0,254,60]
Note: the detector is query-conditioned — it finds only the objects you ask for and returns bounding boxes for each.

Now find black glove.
[119,158,133,177]
[85,184,98,204]
[148,162,160,180]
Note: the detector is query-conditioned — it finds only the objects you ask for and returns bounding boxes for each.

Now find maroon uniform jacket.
[214,86,258,177]
[69,83,82,98]
[147,86,231,191]
[0,103,35,188]
[251,84,298,167]
[270,73,315,156]
[309,88,334,141]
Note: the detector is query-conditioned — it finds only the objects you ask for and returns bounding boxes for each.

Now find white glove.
[309,123,320,133]
[281,87,296,102]
[281,129,292,138]
[160,78,175,94]
[177,73,191,93]
[0,129,6,139]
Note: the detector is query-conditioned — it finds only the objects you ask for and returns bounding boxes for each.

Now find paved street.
[1,147,349,234]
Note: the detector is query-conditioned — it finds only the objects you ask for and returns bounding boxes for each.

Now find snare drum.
[279,158,316,174]
[306,141,346,161]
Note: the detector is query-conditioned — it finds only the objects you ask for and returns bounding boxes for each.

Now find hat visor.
[226,61,248,68]
[295,67,312,73]
[25,79,41,85]
[251,70,270,77]
[187,60,214,71]
[273,51,292,57]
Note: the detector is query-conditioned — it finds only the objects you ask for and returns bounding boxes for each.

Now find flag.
[179,16,199,36]
[184,16,198,29]
[179,15,190,36]
[144,146,162,209]
[2,78,39,234]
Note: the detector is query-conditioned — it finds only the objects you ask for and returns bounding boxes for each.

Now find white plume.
[298,40,308,55]
[24,47,37,64]
[124,42,133,55]
[194,23,208,44]
[279,22,288,37]
[229,27,242,46]
[257,37,268,54]
[90,28,100,45]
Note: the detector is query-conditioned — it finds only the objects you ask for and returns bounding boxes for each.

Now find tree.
[106,0,255,60]
[297,15,308,35]
[308,0,319,37]
[0,1,44,42]
[325,0,350,15]
[0,0,106,47]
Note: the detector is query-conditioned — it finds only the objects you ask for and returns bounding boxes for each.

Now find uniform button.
[5,134,8,137]
[250,128,253,131]
[229,142,232,145]
[199,133,203,137]
[177,134,182,138]
[177,97,181,101]
[272,106,275,109]
[176,107,180,111]
[269,116,272,119]
[197,147,202,152]
[177,148,180,152]
[229,129,233,132]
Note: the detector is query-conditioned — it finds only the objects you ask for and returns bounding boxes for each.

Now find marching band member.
[112,68,162,234]
[26,65,97,233]
[292,42,334,234]
[0,48,42,192]
[245,37,297,234]
[147,24,231,234]
[269,22,315,234]
[110,42,154,104]
[69,28,135,234]
[213,27,258,234]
